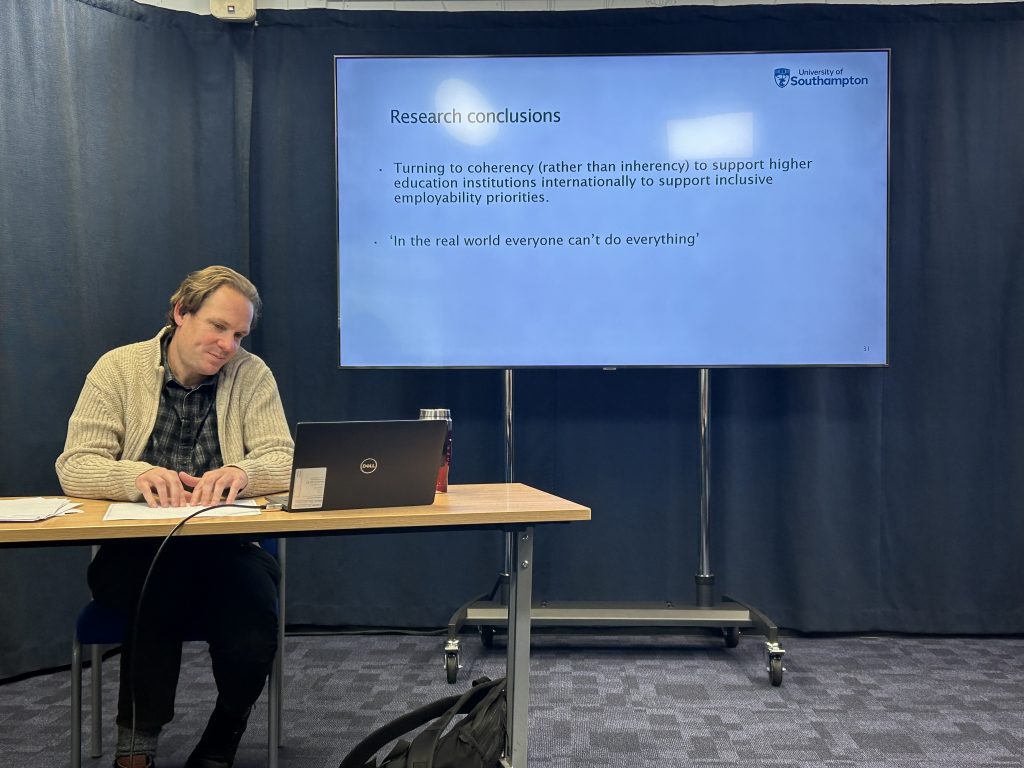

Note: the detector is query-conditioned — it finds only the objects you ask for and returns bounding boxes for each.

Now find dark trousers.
[88,537,280,731]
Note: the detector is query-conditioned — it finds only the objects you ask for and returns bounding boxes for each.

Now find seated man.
[57,266,294,768]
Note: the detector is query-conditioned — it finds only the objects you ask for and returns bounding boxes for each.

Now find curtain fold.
[0,0,253,677]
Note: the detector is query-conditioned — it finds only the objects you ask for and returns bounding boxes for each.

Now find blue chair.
[71,539,286,768]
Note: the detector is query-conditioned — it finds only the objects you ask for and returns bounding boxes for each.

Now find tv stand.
[443,369,786,687]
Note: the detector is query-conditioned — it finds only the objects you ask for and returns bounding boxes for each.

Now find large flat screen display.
[335,51,889,367]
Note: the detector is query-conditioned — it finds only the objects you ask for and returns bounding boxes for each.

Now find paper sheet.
[103,500,261,521]
[0,497,82,522]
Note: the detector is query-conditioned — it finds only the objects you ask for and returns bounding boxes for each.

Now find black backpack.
[339,676,507,768]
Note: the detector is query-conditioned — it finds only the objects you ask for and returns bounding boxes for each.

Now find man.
[57,266,294,768]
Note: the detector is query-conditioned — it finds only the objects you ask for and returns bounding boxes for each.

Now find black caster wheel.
[723,626,740,648]
[768,655,784,686]
[479,625,496,648]
[445,652,459,684]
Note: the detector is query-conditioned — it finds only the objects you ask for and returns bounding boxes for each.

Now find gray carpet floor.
[1,631,1021,767]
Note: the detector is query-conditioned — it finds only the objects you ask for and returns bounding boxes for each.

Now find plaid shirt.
[139,333,223,477]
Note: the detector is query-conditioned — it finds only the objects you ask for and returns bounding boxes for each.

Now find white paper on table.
[103,499,261,521]
[0,497,82,522]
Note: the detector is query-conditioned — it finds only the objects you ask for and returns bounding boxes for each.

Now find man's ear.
[172,302,186,328]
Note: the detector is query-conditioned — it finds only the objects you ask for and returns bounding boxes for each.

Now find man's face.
[168,285,254,387]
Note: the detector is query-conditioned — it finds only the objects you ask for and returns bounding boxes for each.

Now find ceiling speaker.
[210,0,256,22]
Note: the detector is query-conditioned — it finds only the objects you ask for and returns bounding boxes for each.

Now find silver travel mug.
[419,408,452,492]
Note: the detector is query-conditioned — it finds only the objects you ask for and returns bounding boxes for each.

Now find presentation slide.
[335,51,889,367]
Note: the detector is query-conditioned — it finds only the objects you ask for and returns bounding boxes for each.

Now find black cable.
[125,502,266,768]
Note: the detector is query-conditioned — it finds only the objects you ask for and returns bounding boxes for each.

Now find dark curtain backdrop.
[1,0,1022,678]
[0,0,254,677]
[250,4,1024,635]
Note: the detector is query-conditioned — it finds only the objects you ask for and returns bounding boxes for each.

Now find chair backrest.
[75,600,128,645]
[260,538,279,559]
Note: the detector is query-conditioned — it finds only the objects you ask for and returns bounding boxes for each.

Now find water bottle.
[418,408,452,492]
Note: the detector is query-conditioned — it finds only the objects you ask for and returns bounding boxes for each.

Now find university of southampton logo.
[774,68,791,88]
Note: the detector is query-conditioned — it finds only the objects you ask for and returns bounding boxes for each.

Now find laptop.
[268,420,447,511]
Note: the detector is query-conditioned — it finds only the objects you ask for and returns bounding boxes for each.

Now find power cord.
[125,502,269,767]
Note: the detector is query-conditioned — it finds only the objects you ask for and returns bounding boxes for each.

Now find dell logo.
[360,458,378,474]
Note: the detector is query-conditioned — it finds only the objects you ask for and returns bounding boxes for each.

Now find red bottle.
[419,408,452,492]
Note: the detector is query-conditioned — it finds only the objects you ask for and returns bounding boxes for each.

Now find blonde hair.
[166,266,262,328]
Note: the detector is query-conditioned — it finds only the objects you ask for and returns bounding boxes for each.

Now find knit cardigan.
[56,328,294,501]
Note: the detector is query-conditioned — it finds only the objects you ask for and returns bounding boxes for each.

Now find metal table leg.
[503,526,534,768]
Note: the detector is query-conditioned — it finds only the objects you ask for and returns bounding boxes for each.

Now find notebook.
[268,420,447,511]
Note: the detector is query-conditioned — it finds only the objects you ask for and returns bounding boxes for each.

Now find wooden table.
[0,483,590,768]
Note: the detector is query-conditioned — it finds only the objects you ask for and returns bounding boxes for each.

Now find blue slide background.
[336,51,889,367]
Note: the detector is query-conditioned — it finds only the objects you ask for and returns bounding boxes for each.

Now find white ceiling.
[138,0,1016,13]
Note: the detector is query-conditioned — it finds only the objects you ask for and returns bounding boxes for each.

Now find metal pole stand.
[443,370,513,682]
[444,368,786,686]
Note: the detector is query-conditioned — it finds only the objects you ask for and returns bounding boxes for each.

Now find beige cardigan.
[56,328,294,501]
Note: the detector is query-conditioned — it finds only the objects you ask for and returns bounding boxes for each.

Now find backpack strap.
[405,677,507,768]
[338,691,464,768]
[338,677,503,768]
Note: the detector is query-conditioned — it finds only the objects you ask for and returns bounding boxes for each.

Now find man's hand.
[135,467,190,508]
[180,466,249,506]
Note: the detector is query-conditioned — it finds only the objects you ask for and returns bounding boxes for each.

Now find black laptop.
[269,420,447,511]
